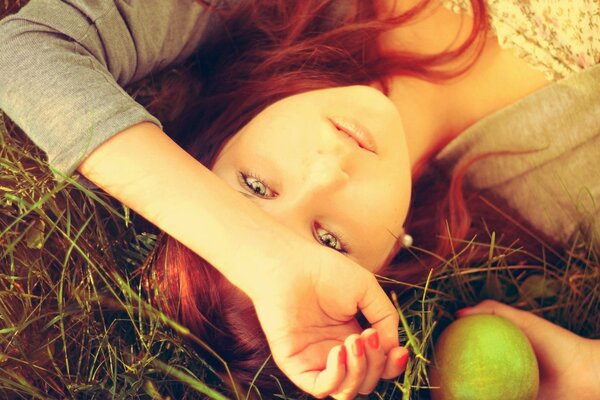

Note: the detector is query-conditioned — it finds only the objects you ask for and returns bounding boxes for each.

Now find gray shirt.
[434,64,600,248]
[0,0,218,181]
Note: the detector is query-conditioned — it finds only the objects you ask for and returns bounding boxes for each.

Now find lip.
[329,116,377,154]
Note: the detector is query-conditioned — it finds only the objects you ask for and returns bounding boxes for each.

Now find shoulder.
[433,64,600,247]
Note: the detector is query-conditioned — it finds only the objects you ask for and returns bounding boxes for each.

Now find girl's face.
[211,85,412,272]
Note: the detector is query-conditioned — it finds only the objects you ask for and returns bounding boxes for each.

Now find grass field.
[1,105,599,399]
[1,1,599,398]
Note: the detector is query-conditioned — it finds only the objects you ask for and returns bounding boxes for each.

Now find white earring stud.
[401,233,413,248]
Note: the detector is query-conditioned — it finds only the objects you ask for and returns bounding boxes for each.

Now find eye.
[315,224,348,253]
[239,172,277,198]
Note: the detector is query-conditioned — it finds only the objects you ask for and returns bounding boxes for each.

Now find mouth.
[329,116,377,154]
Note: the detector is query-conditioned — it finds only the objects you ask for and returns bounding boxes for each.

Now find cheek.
[367,180,410,244]
[347,179,408,242]
[383,152,412,221]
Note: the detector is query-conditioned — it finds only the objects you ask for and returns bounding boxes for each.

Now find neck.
[376,0,482,175]
[383,77,456,177]
[376,0,550,177]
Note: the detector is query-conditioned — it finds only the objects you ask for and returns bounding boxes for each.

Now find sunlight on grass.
[2,104,600,399]
[1,0,599,390]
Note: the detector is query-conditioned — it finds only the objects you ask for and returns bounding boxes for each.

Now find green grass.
[1,104,599,399]
[0,113,228,399]
[1,2,599,396]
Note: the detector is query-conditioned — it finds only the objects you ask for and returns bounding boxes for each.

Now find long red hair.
[141,0,498,396]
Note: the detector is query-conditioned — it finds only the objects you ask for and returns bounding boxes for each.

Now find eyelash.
[238,171,350,254]
[238,171,277,198]
[314,222,351,254]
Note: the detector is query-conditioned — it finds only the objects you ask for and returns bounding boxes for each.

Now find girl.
[1,0,599,398]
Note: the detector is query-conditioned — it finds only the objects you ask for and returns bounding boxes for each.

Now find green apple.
[429,314,539,400]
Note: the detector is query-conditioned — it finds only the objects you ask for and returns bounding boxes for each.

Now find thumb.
[357,275,399,352]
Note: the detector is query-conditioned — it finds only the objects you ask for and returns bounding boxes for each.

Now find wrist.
[78,122,303,298]
[212,210,308,298]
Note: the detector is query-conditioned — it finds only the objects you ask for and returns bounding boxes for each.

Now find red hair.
[141,0,497,396]
[150,236,291,395]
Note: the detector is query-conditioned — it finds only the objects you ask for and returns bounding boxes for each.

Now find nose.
[300,151,349,199]
[259,151,350,245]
[297,124,355,199]
[257,127,354,235]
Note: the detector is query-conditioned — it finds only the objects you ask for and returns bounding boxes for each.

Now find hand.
[457,300,600,400]
[74,124,407,397]
[248,242,409,399]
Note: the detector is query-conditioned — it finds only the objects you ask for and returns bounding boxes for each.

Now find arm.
[0,0,215,181]
[78,122,409,398]
[1,1,407,395]
[76,121,297,291]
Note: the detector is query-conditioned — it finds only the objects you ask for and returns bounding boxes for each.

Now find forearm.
[77,122,300,296]
[588,339,600,398]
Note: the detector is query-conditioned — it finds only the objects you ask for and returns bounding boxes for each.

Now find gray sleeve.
[434,64,600,250]
[0,0,219,182]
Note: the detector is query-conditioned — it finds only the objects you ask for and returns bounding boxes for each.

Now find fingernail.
[368,332,379,350]
[339,346,347,365]
[397,352,409,369]
[352,338,365,357]
[456,307,474,318]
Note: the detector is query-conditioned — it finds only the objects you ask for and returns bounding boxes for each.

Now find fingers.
[330,334,368,399]
[456,299,574,342]
[458,301,600,399]
[329,330,410,399]
[381,345,410,380]
[456,299,534,326]
[358,329,410,393]
[306,345,347,398]
[357,329,386,394]
[357,276,400,353]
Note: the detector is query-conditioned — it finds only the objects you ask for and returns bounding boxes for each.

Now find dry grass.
[1,105,599,400]
[0,114,229,399]
[1,1,599,397]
